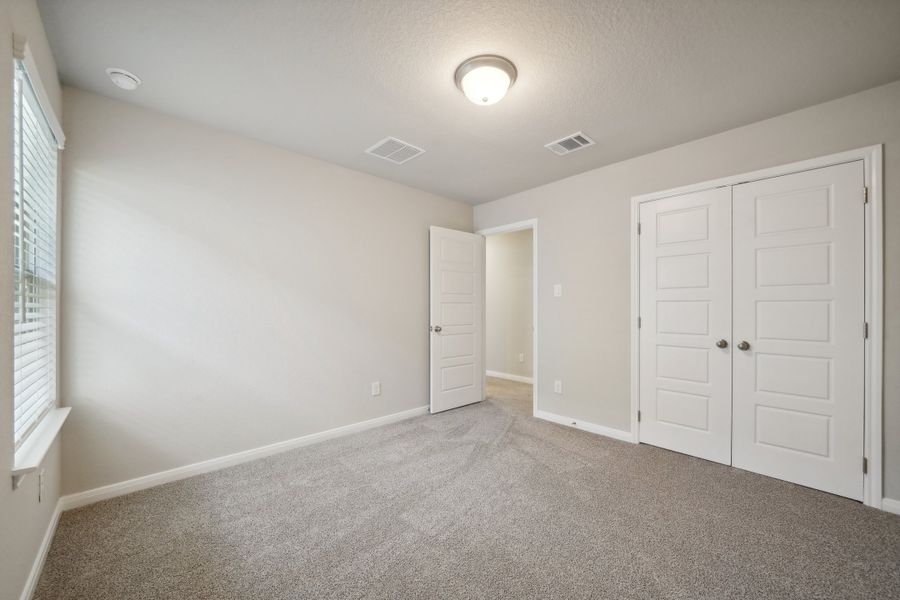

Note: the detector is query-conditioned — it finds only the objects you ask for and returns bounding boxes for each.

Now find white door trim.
[630,145,884,509]
[478,219,539,417]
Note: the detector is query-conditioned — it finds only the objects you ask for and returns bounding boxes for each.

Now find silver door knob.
[432,325,442,333]
[716,339,728,348]
[737,340,750,351]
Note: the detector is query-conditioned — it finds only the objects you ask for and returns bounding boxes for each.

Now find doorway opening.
[479,220,538,416]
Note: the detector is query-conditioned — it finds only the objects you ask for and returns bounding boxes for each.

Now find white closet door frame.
[629,145,883,509]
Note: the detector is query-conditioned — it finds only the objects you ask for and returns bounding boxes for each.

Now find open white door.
[430,227,485,413]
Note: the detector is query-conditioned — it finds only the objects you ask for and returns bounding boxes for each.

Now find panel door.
[429,226,485,413]
[732,161,864,500]
[639,187,733,464]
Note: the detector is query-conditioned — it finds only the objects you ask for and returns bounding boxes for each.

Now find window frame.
[10,37,65,455]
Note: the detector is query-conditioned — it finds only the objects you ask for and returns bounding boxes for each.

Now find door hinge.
[637,410,641,423]
[863,457,868,474]
[863,186,869,204]
[637,316,642,329]
[637,222,641,235]
[864,322,869,339]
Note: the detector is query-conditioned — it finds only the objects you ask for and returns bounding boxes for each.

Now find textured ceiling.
[38,0,900,204]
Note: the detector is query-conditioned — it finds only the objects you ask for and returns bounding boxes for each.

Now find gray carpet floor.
[36,378,900,599]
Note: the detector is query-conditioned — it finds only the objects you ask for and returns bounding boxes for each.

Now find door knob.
[737,340,750,351]
[716,339,728,348]
[432,325,442,333]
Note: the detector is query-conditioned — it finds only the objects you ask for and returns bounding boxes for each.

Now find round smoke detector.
[105,68,142,91]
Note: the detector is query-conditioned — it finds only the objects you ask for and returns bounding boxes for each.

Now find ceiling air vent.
[545,132,595,156]
[365,137,425,164]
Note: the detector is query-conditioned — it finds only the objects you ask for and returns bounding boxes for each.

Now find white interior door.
[430,226,484,413]
[639,187,733,464]
[732,161,865,500]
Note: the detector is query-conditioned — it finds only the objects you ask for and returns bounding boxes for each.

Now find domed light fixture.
[454,55,517,106]
[105,67,142,91]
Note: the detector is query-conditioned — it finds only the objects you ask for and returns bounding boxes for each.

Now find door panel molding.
[630,145,884,509]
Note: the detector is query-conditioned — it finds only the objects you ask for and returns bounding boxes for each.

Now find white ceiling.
[38,0,900,204]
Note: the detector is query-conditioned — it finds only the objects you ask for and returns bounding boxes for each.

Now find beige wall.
[486,230,533,379]
[474,80,900,500]
[0,1,63,598]
[59,87,472,494]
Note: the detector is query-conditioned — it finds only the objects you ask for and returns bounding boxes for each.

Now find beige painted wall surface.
[486,230,533,379]
[60,87,472,495]
[0,1,63,598]
[474,80,900,499]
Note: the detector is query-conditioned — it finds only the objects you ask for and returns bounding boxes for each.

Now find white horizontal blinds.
[13,60,59,449]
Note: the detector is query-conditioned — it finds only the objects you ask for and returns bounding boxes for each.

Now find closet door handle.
[716,339,728,348]
[737,340,750,351]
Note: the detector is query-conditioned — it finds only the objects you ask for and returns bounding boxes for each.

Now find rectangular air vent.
[365,137,425,164]
[545,132,595,156]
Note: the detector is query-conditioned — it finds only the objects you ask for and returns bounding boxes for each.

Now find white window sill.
[12,407,70,488]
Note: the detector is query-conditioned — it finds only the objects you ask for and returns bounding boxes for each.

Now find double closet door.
[638,161,865,500]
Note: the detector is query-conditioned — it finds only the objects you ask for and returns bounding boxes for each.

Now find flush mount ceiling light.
[454,55,517,106]
[105,67,141,91]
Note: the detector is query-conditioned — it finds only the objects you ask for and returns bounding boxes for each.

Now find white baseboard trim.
[59,405,428,512]
[882,497,900,516]
[486,370,534,384]
[19,499,62,600]
[534,410,636,443]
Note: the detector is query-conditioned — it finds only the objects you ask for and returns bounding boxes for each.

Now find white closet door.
[639,187,733,464]
[732,161,864,500]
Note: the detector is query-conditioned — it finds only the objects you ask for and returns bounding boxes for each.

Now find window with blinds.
[13,60,59,449]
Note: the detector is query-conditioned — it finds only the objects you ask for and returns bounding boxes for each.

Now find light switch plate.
[371,381,381,396]
[554,380,563,394]
[553,284,562,297]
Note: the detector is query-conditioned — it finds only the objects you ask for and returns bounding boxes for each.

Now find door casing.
[477,219,539,417]
[630,145,884,509]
